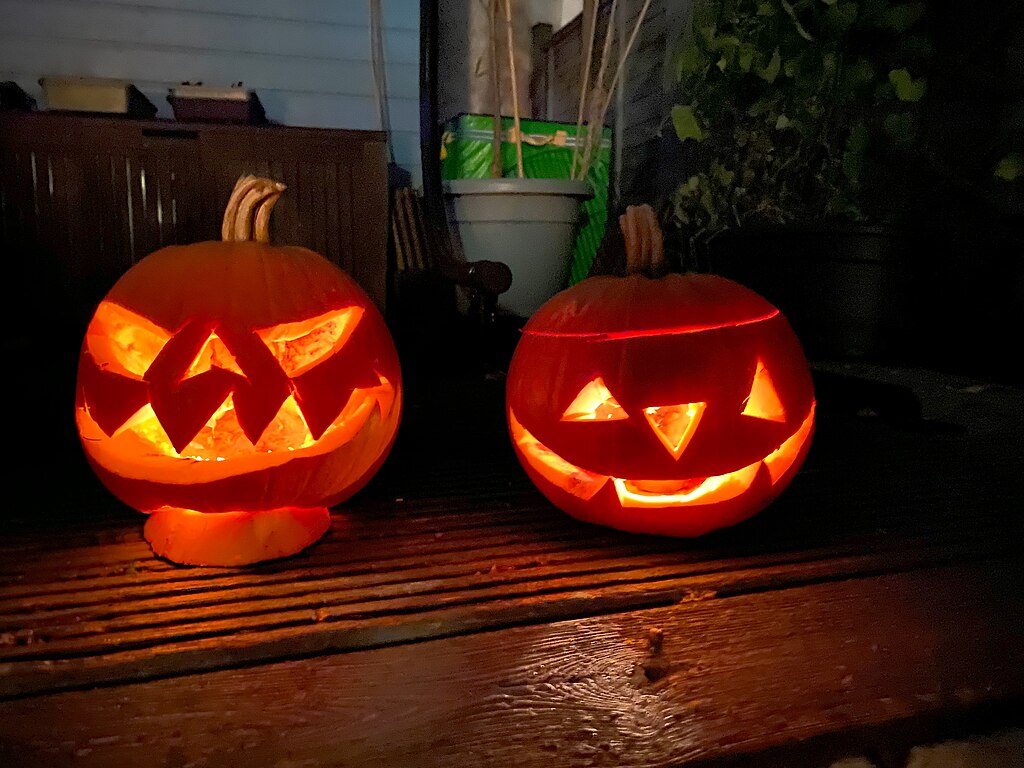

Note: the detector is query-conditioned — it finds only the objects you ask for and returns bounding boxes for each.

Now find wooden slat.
[1,560,1021,767]
[349,140,389,310]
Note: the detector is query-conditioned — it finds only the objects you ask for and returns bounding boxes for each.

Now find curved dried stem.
[233,182,272,242]
[254,190,284,243]
[221,177,287,242]
[622,204,664,275]
[221,175,262,240]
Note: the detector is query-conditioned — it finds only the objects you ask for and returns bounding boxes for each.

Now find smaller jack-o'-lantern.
[76,176,402,565]
[506,205,815,537]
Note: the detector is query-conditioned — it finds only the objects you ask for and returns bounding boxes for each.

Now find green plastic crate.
[441,113,612,286]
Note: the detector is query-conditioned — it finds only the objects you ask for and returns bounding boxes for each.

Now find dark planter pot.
[706,224,921,364]
[912,212,1024,386]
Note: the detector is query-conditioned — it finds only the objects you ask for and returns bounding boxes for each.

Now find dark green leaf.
[694,0,720,30]
[883,112,916,146]
[823,2,858,33]
[1001,98,1024,131]
[757,48,782,83]
[822,51,838,80]
[897,34,934,62]
[700,187,718,218]
[858,0,888,25]
[676,43,708,81]
[775,114,792,129]
[709,34,740,52]
[888,68,927,102]
[880,2,925,31]
[672,105,705,142]
[757,2,777,15]
[994,153,1023,181]
[738,43,756,72]
[846,120,870,154]
[712,162,736,186]
[841,122,869,183]
[839,57,875,100]
[746,97,775,117]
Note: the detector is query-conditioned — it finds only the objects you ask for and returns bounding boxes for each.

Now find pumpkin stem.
[621,204,665,277]
[254,191,284,243]
[221,175,287,243]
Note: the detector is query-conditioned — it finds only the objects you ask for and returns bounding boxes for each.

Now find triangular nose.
[643,402,706,459]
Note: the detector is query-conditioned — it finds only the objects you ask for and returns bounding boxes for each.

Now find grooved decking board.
[1,560,1021,768]
[1,366,1022,704]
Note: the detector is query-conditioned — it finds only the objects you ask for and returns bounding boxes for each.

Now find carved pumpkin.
[76,176,402,565]
[506,205,814,537]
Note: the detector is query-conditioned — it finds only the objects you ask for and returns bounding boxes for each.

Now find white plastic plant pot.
[444,178,593,319]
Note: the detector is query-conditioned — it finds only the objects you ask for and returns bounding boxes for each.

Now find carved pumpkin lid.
[106,241,370,332]
[523,272,781,339]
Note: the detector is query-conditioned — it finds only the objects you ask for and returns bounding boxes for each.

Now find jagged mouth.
[78,376,399,483]
[508,406,815,508]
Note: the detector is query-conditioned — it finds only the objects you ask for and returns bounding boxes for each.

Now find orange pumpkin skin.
[506,273,815,538]
[76,240,401,562]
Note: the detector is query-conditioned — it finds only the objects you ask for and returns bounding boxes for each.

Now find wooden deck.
[1,362,1022,767]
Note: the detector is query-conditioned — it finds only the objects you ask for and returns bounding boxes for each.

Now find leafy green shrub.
[670,0,931,254]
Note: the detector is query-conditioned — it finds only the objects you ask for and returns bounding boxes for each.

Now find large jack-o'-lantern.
[76,176,402,565]
[506,205,814,537]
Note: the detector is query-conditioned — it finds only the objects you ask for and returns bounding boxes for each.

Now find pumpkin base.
[143,506,331,566]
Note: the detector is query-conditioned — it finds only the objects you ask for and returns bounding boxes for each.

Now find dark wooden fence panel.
[0,112,389,333]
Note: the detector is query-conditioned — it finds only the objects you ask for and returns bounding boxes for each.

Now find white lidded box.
[39,76,157,117]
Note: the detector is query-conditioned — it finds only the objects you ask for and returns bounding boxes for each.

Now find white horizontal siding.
[0,0,421,181]
[65,0,421,29]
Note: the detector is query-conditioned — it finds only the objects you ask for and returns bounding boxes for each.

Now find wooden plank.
[0,541,1011,675]
[0,488,1018,698]
[1,560,1021,767]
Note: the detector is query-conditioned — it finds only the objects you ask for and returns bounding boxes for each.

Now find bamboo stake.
[581,0,651,182]
[489,0,503,178]
[571,0,599,180]
[578,0,619,183]
[502,0,524,178]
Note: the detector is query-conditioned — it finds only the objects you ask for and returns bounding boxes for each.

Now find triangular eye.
[561,377,629,421]
[256,306,364,377]
[643,402,706,459]
[742,358,786,422]
[86,302,173,380]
